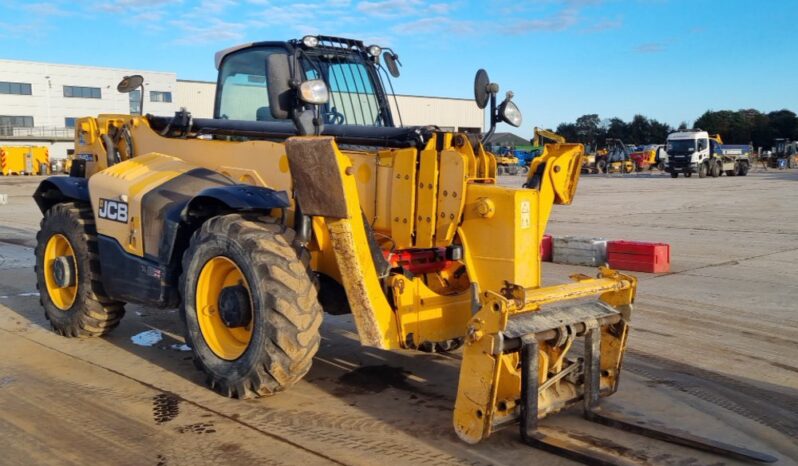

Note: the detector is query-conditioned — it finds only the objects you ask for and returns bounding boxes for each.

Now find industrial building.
[0,58,483,159]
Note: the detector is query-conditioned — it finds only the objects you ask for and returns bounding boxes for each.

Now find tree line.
[553,109,797,148]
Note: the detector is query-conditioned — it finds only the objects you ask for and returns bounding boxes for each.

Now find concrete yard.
[1,170,796,465]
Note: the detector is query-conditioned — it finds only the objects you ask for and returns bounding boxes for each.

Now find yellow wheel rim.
[43,234,78,311]
[196,256,253,360]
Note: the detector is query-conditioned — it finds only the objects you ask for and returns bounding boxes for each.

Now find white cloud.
[356,0,423,18]
[171,18,246,44]
[634,42,666,53]
[585,17,623,32]
[505,7,580,34]
[392,16,475,35]
[21,2,72,16]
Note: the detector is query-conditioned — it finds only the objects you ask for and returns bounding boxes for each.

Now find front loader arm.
[524,142,584,241]
[284,136,401,350]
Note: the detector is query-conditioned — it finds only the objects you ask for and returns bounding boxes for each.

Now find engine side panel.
[88,153,204,258]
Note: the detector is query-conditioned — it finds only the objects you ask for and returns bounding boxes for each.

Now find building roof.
[485,132,529,146]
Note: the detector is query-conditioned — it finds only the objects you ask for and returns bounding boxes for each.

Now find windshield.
[301,51,390,126]
[667,139,695,155]
[215,44,394,127]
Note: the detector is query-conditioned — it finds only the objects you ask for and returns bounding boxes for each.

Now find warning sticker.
[520,200,531,229]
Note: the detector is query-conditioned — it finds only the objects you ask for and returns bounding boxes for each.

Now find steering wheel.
[323,107,345,125]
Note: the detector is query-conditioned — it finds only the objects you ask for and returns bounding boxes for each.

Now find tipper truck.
[665,129,750,178]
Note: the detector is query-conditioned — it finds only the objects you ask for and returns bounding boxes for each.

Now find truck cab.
[665,129,709,177]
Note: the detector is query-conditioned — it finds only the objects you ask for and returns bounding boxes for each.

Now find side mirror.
[383,52,401,78]
[117,75,143,93]
[117,75,144,115]
[266,53,293,120]
[473,69,491,109]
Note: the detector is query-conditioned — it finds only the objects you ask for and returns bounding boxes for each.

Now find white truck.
[664,129,750,178]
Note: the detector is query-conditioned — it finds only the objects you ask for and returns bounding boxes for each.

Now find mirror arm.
[138,82,145,116]
[481,92,498,145]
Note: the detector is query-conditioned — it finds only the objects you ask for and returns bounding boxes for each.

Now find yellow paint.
[89,153,199,257]
[459,184,538,292]
[195,256,253,360]
[0,146,49,175]
[389,148,417,249]
[414,148,439,248]
[435,149,467,247]
[43,234,77,311]
[278,154,289,173]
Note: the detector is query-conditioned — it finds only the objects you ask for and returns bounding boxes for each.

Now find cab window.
[215,47,285,121]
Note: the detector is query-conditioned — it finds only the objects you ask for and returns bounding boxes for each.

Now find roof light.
[367,45,382,57]
[302,35,319,48]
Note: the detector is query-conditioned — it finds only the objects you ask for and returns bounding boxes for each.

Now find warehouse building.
[0,58,483,159]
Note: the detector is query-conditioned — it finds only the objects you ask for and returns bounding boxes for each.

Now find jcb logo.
[98,198,128,223]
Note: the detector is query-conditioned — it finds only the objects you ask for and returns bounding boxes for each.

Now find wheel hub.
[218,285,252,328]
[52,255,76,288]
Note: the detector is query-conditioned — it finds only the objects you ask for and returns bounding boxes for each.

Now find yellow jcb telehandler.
[32,36,774,464]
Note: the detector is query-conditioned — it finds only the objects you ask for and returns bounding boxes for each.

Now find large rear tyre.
[180,214,322,399]
[738,161,749,176]
[34,202,125,337]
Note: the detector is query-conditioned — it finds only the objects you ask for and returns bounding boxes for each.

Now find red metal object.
[607,241,670,273]
[385,248,451,275]
[540,235,552,262]
[629,152,647,168]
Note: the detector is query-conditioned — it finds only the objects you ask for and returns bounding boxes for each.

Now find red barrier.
[540,234,552,262]
[607,241,670,273]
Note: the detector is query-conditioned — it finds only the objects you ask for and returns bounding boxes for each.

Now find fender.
[32,176,90,213]
[181,185,290,219]
[158,184,290,266]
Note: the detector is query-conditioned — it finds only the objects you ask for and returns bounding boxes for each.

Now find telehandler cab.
[33,36,775,464]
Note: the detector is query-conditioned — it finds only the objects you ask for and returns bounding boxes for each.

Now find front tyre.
[670,171,679,178]
[180,214,322,399]
[34,202,125,337]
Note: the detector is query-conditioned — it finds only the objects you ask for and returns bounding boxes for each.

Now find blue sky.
[1,0,796,134]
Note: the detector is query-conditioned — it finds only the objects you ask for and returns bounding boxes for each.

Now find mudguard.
[181,185,290,219]
[32,176,90,213]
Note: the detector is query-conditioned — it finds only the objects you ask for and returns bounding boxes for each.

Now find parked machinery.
[629,144,665,171]
[602,138,635,173]
[766,138,798,169]
[32,36,773,464]
[0,146,49,175]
